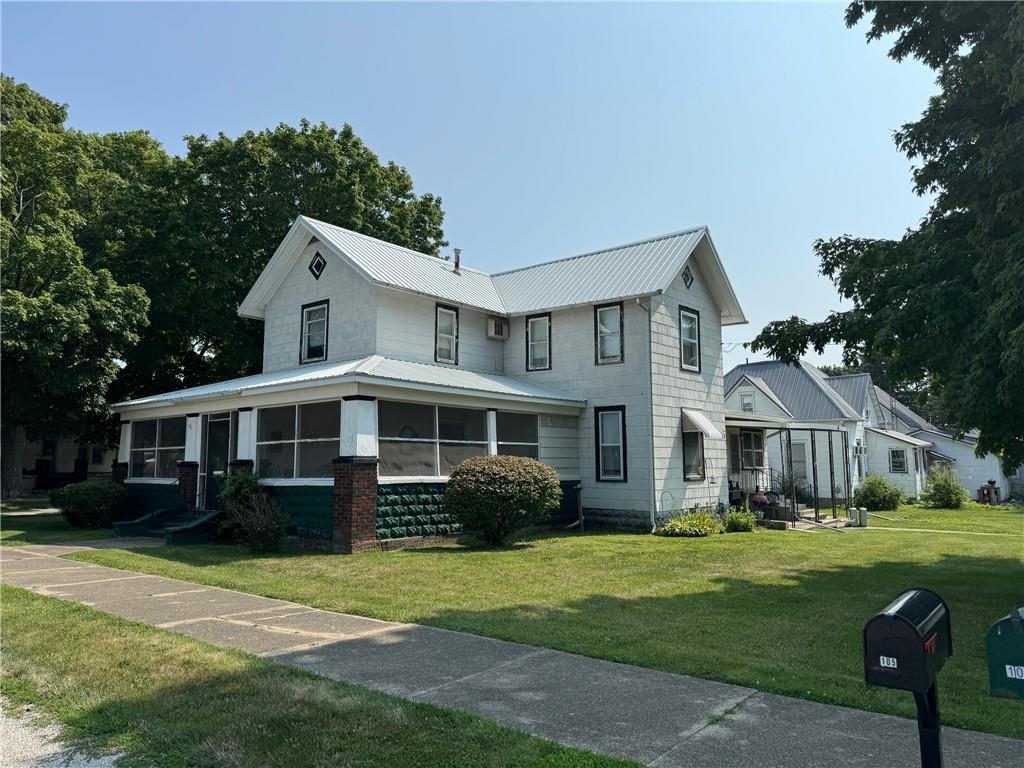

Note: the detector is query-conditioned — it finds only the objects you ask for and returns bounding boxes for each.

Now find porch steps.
[115,506,220,545]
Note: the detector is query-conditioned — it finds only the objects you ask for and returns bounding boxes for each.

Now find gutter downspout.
[636,297,657,533]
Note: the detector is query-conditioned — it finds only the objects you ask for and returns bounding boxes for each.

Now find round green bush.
[54,479,125,528]
[443,455,562,545]
[724,508,757,532]
[921,465,969,508]
[656,510,723,537]
[853,474,904,511]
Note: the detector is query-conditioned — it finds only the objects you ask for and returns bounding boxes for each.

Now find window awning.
[681,408,725,440]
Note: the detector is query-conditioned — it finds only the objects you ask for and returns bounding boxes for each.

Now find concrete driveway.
[2,544,1021,768]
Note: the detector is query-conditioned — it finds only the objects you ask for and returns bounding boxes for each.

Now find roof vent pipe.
[453,248,461,274]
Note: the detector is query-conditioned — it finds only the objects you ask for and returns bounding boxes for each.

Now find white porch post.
[341,396,378,457]
[236,408,256,462]
[486,409,498,456]
[184,414,202,463]
[116,422,131,464]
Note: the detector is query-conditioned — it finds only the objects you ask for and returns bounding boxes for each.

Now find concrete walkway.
[2,544,1021,768]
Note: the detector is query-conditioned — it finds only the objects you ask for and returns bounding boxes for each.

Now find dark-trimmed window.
[595,405,626,482]
[889,448,908,474]
[683,430,705,480]
[679,305,701,372]
[435,304,459,364]
[300,300,328,363]
[526,313,551,371]
[594,303,624,365]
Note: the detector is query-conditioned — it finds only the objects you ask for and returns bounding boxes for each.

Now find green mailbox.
[986,607,1024,699]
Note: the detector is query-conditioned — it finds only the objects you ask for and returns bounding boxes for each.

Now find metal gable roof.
[114,355,586,410]
[825,374,871,414]
[240,217,746,322]
[873,385,942,434]
[492,227,706,315]
[866,427,932,448]
[724,361,862,421]
[725,374,794,417]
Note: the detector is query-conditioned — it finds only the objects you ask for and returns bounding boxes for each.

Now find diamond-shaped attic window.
[308,251,327,280]
[681,265,694,289]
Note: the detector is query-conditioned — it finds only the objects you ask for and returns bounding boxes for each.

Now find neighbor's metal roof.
[115,355,586,410]
[491,227,708,315]
[724,361,862,421]
[825,374,872,413]
[865,427,932,448]
[303,217,507,314]
[873,385,942,434]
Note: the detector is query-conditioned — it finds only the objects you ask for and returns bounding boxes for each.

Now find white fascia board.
[347,373,587,408]
[237,219,314,319]
[694,230,747,326]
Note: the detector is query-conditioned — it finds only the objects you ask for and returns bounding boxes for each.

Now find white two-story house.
[112,216,746,545]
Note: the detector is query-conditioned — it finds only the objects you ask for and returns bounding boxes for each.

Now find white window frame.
[300,301,328,364]
[740,391,754,413]
[255,402,341,479]
[129,417,186,479]
[889,447,908,474]
[435,305,459,365]
[595,303,623,365]
[679,306,701,372]
[526,313,551,371]
[378,402,489,477]
[596,407,626,482]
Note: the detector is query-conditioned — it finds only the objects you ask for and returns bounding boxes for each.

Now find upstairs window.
[740,391,754,413]
[595,303,624,364]
[301,301,328,363]
[679,306,701,372]
[889,448,908,474]
[595,406,626,482]
[435,305,459,364]
[526,313,551,371]
[130,417,186,478]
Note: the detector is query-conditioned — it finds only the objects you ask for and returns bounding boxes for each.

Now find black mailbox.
[864,588,952,693]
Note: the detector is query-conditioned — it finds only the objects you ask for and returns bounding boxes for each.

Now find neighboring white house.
[723,362,930,503]
[723,362,1012,504]
[111,216,747,541]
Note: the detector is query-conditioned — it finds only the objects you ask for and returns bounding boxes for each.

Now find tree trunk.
[2,423,26,499]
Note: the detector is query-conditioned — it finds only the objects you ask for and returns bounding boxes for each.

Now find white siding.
[864,432,926,499]
[504,301,653,521]
[262,242,378,372]
[650,258,727,516]
[724,385,789,419]
[920,433,1008,499]
[539,414,580,479]
[374,289,506,373]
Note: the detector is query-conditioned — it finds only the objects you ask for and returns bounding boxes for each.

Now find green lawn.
[1,495,54,512]
[1,512,113,546]
[67,506,1024,739]
[868,502,1023,535]
[1,586,635,768]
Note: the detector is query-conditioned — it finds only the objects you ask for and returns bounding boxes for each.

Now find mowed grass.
[1,511,113,546]
[868,502,1023,535]
[1,495,54,512]
[68,506,1024,739]
[0,586,636,768]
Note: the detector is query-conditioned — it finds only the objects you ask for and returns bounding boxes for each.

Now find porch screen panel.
[497,412,539,459]
[256,402,340,478]
[379,401,437,477]
[129,417,185,478]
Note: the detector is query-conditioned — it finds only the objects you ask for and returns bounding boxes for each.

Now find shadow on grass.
[0,512,113,546]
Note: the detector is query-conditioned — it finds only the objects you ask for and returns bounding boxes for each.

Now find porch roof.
[865,427,932,448]
[724,411,791,429]
[113,355,587,411]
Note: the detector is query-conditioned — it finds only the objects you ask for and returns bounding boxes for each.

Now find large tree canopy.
[1,78,150,494]
[98,120,448,401]
[751,2,1024,469]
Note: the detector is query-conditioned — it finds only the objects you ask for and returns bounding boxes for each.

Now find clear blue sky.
[3,2,936,371]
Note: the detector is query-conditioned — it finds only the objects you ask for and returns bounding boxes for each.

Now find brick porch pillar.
[111,461,129,484]
[177,461,199,510]
[332,456,378,553]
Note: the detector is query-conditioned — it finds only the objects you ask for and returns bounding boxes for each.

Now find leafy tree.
[102,120,448,401]
[1,80,149,495]
[750,2,1024,470]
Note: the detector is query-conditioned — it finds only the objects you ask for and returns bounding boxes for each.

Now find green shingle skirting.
[122,483,180,520]
[376,482,456,540]
[270,485,333,542]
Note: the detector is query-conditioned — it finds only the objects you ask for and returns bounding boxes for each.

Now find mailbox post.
[864,589,952,768]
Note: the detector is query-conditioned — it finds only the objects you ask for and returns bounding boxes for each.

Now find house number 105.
[879,656,898,669]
